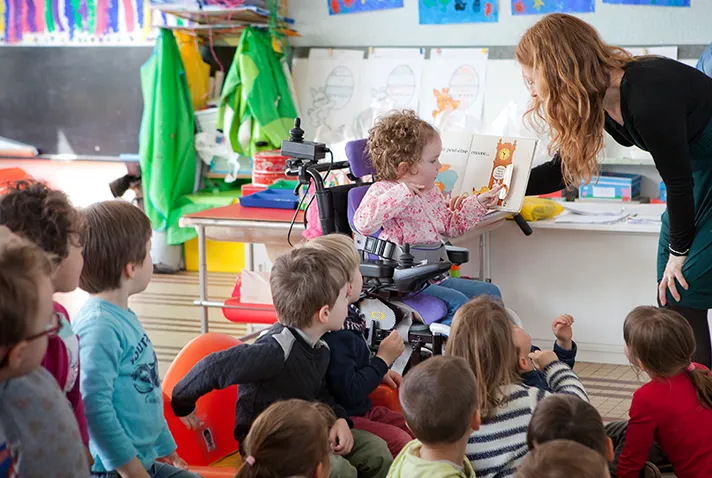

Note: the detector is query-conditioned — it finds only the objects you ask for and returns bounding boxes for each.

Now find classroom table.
[180,203,509,333]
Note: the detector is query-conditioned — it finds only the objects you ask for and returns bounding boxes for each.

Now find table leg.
[480,231,492,283]
[198,225,209,333]
[245,242,255,272]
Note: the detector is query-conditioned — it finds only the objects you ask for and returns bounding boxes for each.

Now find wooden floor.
[56,271,645,424]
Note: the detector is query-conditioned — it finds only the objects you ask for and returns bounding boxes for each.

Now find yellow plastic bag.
[176,32,211,111]
[518,197,565,222]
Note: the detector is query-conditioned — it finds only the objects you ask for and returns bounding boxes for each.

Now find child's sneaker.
[643,462,662,478]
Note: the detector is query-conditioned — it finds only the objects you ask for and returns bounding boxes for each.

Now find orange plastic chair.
[222,276,278,325]
[162,333,242,474]
[0,168,34,194]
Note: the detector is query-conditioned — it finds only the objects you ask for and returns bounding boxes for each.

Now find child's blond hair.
[445,296,521,419]
[0,227,54,348]
[367,110,439,181]
[301,234,360,278]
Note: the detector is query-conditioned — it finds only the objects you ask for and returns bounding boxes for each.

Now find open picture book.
[436,132,539,213]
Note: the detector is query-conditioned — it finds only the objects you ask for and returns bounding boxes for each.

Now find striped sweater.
[466,361,589,478]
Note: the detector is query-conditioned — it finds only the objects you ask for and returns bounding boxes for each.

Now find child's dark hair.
[624,306,712,409]
[400,355,478,444]
[367,109,439,181]
[79,200,152,293]
[0,227,53,348]
[236,399,335,478]
[445,296,520,419]
[527,395,608,458]
[515,439,608,478]
[0,180,84,264]
[270,243,351,329]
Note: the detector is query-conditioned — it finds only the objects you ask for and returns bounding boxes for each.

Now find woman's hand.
[659,254,689,306]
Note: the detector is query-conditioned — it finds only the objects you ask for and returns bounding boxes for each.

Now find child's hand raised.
[382,369,403,389]
[552,314,574,350]
[528,350,558,371]
[476,184,505,209]
[330,418,354,456]
[178,411,204,431]
[376,330,405,366]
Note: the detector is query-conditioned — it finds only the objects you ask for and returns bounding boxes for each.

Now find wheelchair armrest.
[429,323,451,337]
[360,261,395,279]
[393,262,451,292]
[445,244,469,265]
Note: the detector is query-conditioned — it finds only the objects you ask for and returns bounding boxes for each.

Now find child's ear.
[396,162,411,178]
[471,409,481,432]
[124,262,137,280]
[606,437,614,463]
[3,342,28,371]
[517,356,529,372]
[315,461,325,478]
[317,304,330,325]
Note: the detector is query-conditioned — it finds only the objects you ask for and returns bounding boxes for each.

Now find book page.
[435,132,476,199]
[459,134,538,213]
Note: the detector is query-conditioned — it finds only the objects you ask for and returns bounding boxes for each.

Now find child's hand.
[401,182,425,196]
[382,369,403,389]
[528,350,558,370]
[376,330,405,366]
[552,314,574,350]
[330,418,354,456]
[84,447,94,472]
[178,411,204,431]
[476,184,505,208]
[447,194,468,212]
[158,452,188,470]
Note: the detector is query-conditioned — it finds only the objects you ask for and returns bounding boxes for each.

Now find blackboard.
[0,46,153,156]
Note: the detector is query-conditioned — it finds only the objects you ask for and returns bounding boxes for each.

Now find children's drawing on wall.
[354,49,425,137]
[298,53,367,145]
[419,48,489,132]
[418,0,498,24]
[512,0,594,15]
[329,0,404,15]
[0,0,174,44]
[435,164,459,199]
[603,0,688,5]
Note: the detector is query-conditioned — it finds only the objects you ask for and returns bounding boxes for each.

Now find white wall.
[288,0,712,48]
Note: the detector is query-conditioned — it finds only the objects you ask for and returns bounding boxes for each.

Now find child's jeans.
[91,462,201,478]
[351,406,415,457]
[329,428,392,478]
[421,278,502,325]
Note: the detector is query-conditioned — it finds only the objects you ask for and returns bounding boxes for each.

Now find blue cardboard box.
[579,172,641,201]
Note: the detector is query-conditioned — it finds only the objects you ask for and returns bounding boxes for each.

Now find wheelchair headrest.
[345,139,374,179]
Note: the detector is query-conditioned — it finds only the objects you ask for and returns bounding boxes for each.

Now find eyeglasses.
[25,311,62,342]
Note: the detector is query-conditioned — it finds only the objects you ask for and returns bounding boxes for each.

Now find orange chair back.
[162,333,242,467]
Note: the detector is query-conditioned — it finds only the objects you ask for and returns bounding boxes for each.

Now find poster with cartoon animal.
[353,48,425,137]
[419,48,489,130]
[296,49,367,142]
[436,131,538,213]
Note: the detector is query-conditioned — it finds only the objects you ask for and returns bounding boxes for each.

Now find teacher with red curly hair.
[519,14,712,368]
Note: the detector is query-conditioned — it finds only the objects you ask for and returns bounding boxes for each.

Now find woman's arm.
[525,154,567,196]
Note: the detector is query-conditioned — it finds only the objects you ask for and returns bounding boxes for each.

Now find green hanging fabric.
[217,26,297,158]
[139,29,208,246]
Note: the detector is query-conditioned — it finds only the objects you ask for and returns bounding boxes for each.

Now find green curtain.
[217,26,297,158]
[139,29,208,245]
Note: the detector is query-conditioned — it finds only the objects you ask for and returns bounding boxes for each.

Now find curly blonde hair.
[516,14,633,188]
[367,110,439,181]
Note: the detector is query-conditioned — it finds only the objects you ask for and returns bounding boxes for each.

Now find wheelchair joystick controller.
[397,244,415,269]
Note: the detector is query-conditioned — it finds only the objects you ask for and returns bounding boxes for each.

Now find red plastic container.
[252,151,290,187]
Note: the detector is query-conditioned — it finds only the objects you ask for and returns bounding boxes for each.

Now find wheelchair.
[282,118,525,369]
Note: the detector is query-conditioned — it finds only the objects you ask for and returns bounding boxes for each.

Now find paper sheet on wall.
[354,49,425,137]
[603,0,688,6]
[418,0,498,24]
[419,48,489,132]
[297,50,367,145]
[625,46,678,60]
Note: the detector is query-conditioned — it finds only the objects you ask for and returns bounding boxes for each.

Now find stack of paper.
[0,137,38,157]
[627,215,662,225]
[555,213,629,225]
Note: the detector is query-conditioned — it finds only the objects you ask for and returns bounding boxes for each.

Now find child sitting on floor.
[302,234,414,457]
[171,235,392,478]
[608,306,712,478]
[512,314,577,391]
[0,227,89,477]
[515,440,610,478]
[236,399,335,478]
[0,181,91,466]
[446,296,589,478]
[388,355,480,478]
[74,201,195,477]
[352,109,502,325]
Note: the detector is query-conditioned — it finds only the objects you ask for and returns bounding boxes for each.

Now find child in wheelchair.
[352,109,503,325]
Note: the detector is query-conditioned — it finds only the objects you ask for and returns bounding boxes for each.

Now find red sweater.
[617,363,712,478]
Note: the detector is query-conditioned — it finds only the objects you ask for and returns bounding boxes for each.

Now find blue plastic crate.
[239,188,299,210]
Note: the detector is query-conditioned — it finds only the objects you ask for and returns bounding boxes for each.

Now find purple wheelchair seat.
[345,138,448,326]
